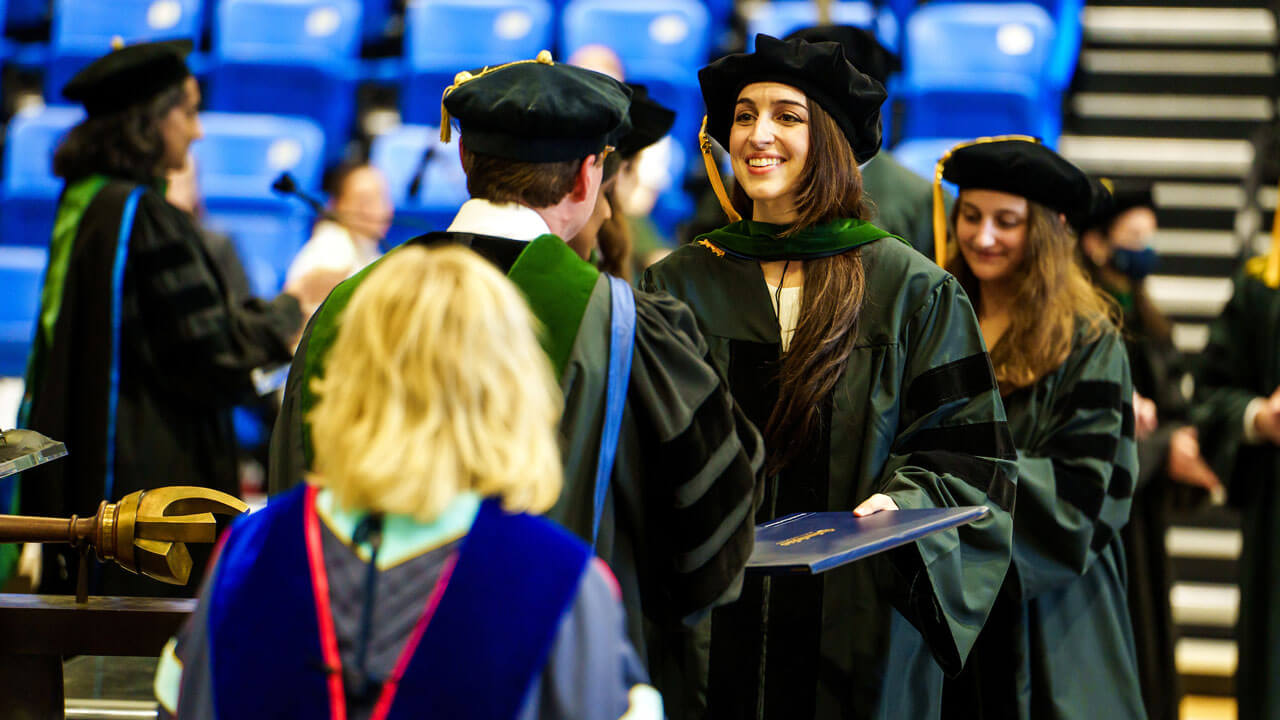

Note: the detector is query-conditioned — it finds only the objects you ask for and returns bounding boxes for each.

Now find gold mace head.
[94,487,248,585]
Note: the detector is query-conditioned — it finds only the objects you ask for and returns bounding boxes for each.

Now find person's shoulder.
[861,234,957,307]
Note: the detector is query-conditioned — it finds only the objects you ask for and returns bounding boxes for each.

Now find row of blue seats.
[0,0,1082,159]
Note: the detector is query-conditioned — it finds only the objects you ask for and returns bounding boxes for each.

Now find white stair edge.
[1084,7,1277,46]
[1073,93,1274,122]
[1173,323,1210,354]
[1175,637,1238,677]
[1171,582,1240,628]
[1166,526,1243,559]
[1155,182,1244,210]
[1081,49,1276,76]
[1059,135,1253,178]
[1152,229,1240,257]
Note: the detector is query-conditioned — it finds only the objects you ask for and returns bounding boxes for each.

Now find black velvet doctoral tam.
[699,33,887,163]
[941,139,1094,220]
[62,39,193,117]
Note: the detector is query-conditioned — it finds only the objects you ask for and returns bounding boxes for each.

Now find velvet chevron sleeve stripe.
[628,291,765,622]
[874,275,1017,675]
[1008,327,1137,600]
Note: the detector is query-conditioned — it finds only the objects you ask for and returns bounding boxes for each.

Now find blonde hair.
[307,245,563,522]
[947,199,1118,393]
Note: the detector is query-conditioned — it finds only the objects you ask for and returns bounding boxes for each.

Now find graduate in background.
[784,24,944,259]
[1193,183,1280,720]
[569,84,676,281]
[269,53,764,709]
[935,138,1144,720]
[1079,180,1220,720]
[8,40,336,595]
[642,34,1016,719]
[156,246,661,720]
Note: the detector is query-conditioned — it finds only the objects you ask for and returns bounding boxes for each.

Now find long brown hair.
[730,99,870,475]
[947,200,1118,393]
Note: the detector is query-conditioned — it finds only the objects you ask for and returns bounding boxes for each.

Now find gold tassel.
[931,134,1040,267]
[1266,177,1280,288]
[438,50,556,145]
[699,116,742,223]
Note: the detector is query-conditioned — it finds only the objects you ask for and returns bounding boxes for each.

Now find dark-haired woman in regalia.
[642,34,1016,719]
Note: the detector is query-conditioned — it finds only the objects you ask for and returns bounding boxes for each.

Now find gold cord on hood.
[699,115,743,223]
[931,134,1039,266]
[439,50,555,144]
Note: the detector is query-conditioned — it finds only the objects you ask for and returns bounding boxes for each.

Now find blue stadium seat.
[401,0,553,126]
[561,0,710,154]
[46,0,205,101]
[208,0,362,161]
[898,3,1060,143]
[928,0,1082,90]
[0,246,46,378]
[743,1,877,51]
[369,124,469,247]
[1,105,84,247]
[5,0,45,30]
[191,112,326,297]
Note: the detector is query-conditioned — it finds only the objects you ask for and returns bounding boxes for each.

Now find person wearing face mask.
[643,35,1016,719]
[8,40,336,596]
[934,138,1145,720]
[1079,179,1219,720]
[269,53,765,709]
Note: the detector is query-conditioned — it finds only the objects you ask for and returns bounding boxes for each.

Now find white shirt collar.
[446,199,553,242]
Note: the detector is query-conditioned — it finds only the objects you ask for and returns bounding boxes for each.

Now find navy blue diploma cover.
[746,506,990,575]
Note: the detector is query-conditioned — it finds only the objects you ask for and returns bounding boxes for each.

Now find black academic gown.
[943,323,1146,720]
[644,234,1017,720]
[1119,298,1198,720]
[269,230,765,713]
[17,176,300,597]
[1193,267,1280,720]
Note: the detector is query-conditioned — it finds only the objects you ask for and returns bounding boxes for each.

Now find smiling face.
[729,82,811,224]
[955,189,1030,284]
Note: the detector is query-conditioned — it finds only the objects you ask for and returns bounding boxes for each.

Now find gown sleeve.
[521,559,664,720]
[128,190,302,405]
[625,289,767,623]
[874,275,1019,675]
[1009,328,1137,599]
[1193,271,1269,489]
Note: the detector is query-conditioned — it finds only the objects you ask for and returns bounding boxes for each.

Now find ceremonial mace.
[0,428,248,601]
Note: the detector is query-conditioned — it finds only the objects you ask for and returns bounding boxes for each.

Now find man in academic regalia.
[269,52,765,710]
[8,40,333,596]
[785,25,945,258]
[1194,198,1280,720]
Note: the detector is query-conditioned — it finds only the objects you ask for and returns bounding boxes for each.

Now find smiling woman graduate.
[641,34,1017,720]
[934,137,1145,720]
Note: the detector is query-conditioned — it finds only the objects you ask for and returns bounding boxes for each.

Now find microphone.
[271,172,437,238]
[406,145,436,200]
[271,172,331,218]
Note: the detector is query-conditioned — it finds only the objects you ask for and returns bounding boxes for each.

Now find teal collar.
[314,488,480,569]
[697,218,899,261]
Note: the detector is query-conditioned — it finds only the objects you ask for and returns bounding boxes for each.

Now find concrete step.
[1146,274,1234,318]
[1059,135,1254,179]
[1083,6,1278,47]
[1171,582,1239,628]
[1072,93,1274,122]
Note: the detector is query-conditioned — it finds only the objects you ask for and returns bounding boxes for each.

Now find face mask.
[1111,246,1159,280]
